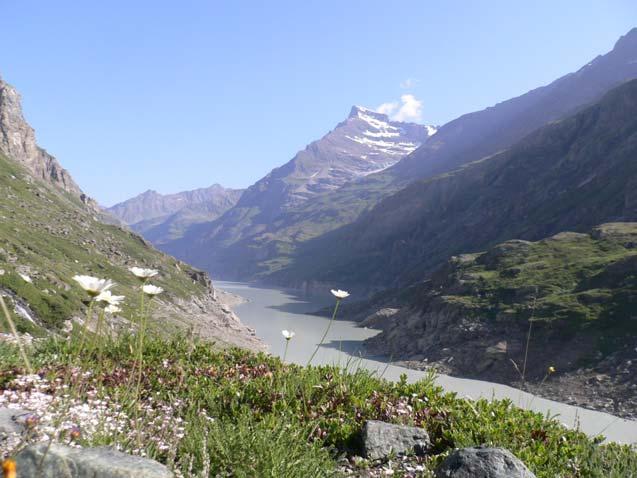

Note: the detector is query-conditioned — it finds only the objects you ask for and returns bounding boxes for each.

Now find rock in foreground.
[435,446,536,478]
[15,443,173,478]
[361,420,431,460]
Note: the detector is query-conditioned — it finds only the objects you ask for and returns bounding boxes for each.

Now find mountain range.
[4,27,637,418]
[278,76,637,289]
[112,106,436,276]
[119,28,637,285]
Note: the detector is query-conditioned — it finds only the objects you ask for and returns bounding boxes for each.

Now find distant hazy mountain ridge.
[108,185,243,225]
[107,185,244,244]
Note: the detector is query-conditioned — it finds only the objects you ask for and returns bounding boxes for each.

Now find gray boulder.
[0,407,27,437]
[14,443,173,477]
[361,420,431,460]
[435,446,536,478]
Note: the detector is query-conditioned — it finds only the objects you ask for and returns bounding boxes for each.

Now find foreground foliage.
[0,336,636,477]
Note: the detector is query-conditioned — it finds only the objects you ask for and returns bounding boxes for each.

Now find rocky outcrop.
[435,447,536,478]
[360,420,430,460]
[153,290,264,351]
[0,76,90,204]
[14,443,173,478]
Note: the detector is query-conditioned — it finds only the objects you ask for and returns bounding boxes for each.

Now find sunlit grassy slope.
[0,152,209,335]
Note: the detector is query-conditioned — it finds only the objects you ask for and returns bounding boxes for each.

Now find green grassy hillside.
[363,223,637,386]
[0,151,210,335]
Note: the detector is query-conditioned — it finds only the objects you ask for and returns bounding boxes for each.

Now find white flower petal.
[73,275,116,297]
[95,291,125,306]
[281,330,295,339]
[142,284,163,296]
[104,305,121,314]
[330,289,350,299]
[129,267,159,279]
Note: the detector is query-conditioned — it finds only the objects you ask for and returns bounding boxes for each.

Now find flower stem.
[283,339,290,363]
[0,295,33,374]
[77,300,95,355]
[134,296,151,450]
[306,299,341,366]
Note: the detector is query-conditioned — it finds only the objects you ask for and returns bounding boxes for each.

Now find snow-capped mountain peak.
[341,105,437,162]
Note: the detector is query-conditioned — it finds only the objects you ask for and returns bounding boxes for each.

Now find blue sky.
[3,1,636,205]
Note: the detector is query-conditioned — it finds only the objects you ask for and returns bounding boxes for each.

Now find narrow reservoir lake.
[218,281,637,444]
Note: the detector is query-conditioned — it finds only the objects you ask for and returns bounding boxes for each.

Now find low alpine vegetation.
[1,336,636,476]
[0,270,636,477]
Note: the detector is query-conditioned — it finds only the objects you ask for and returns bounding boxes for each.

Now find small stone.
[435,446,536,478]
[0,407,28,437]
[14,443,174,478]
[361,420,431,461]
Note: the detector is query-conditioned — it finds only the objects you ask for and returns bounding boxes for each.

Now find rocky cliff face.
[0,76,90,203]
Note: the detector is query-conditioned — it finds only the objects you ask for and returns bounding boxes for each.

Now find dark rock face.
[14,443,174,477]
[361,420,431,460]
[435,446,536,478]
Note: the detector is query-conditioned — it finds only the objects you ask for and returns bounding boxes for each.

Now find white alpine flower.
[104,304,121,314]
[95,290,125,306]
[330,289,350,300]
[281,330,295,340]
[73,275,115,297]
[129,267,159,280]
[142,284,163,296]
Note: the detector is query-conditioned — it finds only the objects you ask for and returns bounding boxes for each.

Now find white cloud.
[377,94,422,122]
[400,78,418,89]
[376,102,398,116]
